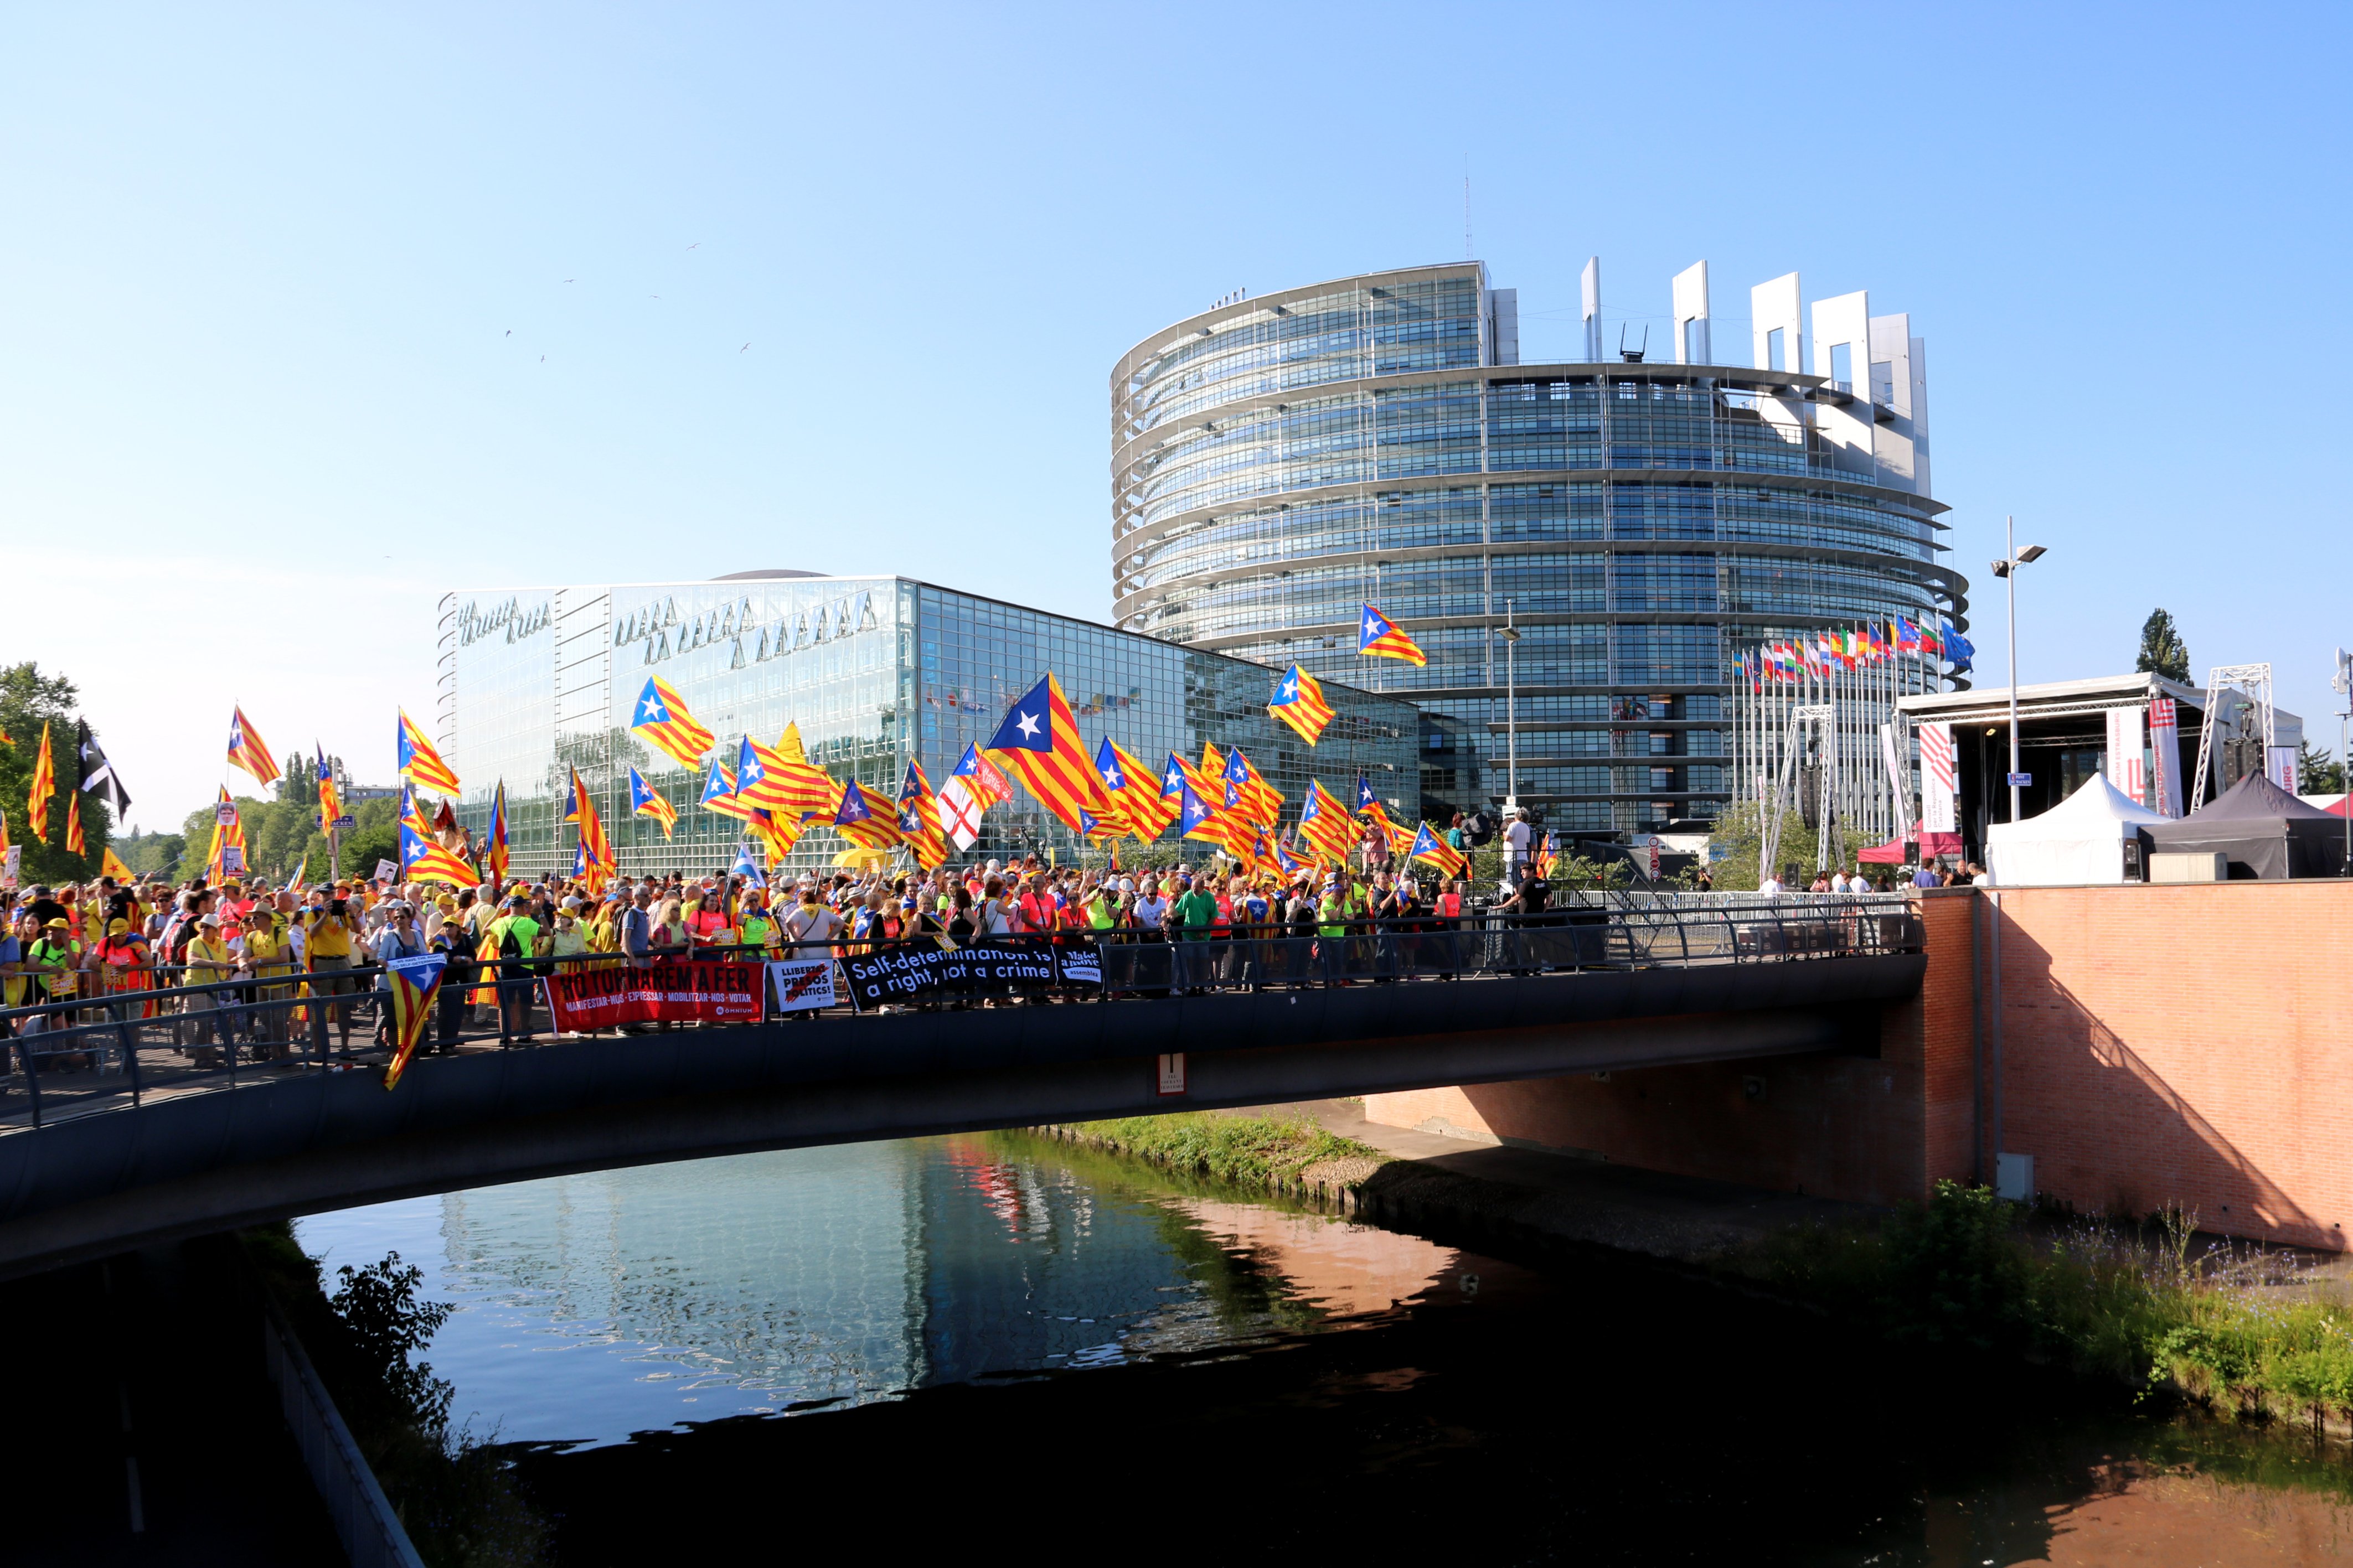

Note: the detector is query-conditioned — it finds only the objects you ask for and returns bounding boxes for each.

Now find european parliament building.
[436,572,1419,878]
[1110,260,1969,831]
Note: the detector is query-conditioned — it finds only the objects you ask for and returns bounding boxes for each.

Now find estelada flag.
[1096,737,1175,840]
[1267,664,1336,746]
[398,709,462,795]
[1409,821,1466,878]
[896,761,948,870]
[381,950,447,1091]
[1176,780,1227,848]
[64,793,84,857]
[399,822,477,887]
[1353,772,1393,830]
[628,676,715,771]
[761,722,843,821]
[628,766,677,839]
[833,779,904,851]
[983,674,1108,835]
[570,769,612,879]
[1534,831,1559,880]
[401,784,435,837]
[1357,604,1427,666]
[226,707,281,789]
[700,758,758,822]
[27,722,55,843]
[1296,779,1357,864]
[485,779,510,879]
[951,742,1014,809]
[1083,738,1139,838]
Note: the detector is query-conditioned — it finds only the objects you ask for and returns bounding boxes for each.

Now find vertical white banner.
[2104,706,2147,805]
[1879,722,1912,838]
[2267,746,2299,793]
[2148,698,2182,817]
[1919,722,1957,836]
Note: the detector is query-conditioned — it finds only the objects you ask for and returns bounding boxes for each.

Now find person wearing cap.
[305,890,361,1054]
[179,913,237,1059]
[94,914,154,1028]
[487,896,543,1044]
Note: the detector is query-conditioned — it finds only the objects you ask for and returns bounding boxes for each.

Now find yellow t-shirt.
[246,930,283,972]
[307,915,354,959]
[184,935,231,985]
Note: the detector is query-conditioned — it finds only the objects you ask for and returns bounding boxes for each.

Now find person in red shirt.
[1016,874,1056,938]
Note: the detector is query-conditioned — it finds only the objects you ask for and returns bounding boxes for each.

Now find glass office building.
[1111,261,1969,831]
[435,572,1420,878]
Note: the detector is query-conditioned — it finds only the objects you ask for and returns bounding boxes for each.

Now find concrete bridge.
[0,905,1926,1279]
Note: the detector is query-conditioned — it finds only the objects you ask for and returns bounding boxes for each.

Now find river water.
[295,1135,2353,1565]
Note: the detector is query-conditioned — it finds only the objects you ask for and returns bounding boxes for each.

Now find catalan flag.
[628,766,676,839]
[1409,821,1466,879]
[400,821,479,888]
[485,779,509,880]
[984,674,1108,835]
[1272,837,1307,878]
[102,845,136,884]
[700,758,758,822]
[833,779,903,852]
[1097,737,1175,840]
[951,742,1015,809]
[226,707,281,788]
[1176,780,1226,848]
[570,769,612,886]
[1296,779,1357,864]
[629,676,715,771]
[27,722,54,843]
[770,723,845,820]
[313,745,343,837]
[395,710,461,795]
[64,793,84,857]
[1357,604,1427,666]
[896,760,948,871]
[1354,772,1393,831]
[1267,664,1337,746]
[401,783,435,837]
[747,804,805,863]
[1534,831,1558,880]
[380,950,447,1092]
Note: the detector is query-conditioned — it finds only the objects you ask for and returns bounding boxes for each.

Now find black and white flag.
[76,720,131,817]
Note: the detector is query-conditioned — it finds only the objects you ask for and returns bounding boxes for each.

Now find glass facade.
[437,575,1421,878]
[1112,263,1969,831]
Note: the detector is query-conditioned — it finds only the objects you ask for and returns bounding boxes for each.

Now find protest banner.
[835,939,1100,1012]
[543,959,765,1032]
[766,958,837,1013]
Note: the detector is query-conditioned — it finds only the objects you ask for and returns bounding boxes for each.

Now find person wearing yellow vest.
[304,894,360,1055]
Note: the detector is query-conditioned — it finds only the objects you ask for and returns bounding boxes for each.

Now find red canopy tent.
[1856,836,1911,863]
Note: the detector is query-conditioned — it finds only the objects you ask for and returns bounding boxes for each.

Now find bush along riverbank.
[1049,1117,2353,1441]
[241,1223,547,1567]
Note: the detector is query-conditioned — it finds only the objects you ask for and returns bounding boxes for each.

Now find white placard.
[2,845,18,889]
[1156,1053,1188,1096]
[374,858,399,884]
[1879,723,1912,838]
[220,845,246,874]
[766,959,837,1013]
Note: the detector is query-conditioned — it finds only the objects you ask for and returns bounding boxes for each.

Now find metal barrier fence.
[0,899,1921,1130]
[260,1288,427,1568]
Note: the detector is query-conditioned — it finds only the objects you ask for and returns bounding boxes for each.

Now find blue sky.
[4,3,2347,824]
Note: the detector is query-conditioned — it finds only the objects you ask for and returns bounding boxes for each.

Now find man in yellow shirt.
[305,895,359,1054]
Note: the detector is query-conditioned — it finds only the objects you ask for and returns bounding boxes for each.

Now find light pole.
[1988,516,2047,824]
[2334,646,2351,876]
[1496,600,1521,813]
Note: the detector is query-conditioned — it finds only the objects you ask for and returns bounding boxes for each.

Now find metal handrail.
[0,904,1922,1130]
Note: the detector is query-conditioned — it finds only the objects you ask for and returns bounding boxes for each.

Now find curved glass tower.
[1111,261,1968,832]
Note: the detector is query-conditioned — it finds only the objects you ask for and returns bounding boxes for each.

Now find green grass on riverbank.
[1737,1182,2353,1430]
[1056,1111,1393,1189]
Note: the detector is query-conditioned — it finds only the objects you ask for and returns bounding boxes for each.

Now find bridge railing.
[0,901,1920,1130]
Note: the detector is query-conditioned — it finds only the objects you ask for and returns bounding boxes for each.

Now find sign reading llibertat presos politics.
[835,940,1101,1011]
[766,958,837,1013]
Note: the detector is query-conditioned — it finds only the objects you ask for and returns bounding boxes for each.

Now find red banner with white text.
[543,960,765,1032]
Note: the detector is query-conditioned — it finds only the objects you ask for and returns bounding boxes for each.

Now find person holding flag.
[1358,604,1427,666]
[27,722,55,843]
[1267,664,1337,745]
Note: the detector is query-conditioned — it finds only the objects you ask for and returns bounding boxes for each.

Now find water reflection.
[293,1134,1494,1447]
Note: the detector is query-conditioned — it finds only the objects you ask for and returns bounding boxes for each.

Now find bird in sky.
[687,242,700,250]
[740,343,751,353]
[504,329,511,336]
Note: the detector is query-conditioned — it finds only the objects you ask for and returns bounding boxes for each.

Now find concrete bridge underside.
[0,956,1923,1279]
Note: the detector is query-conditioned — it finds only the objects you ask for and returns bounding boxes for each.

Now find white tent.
[1986,774,2166,886]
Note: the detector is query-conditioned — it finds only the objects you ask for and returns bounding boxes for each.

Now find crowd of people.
[1756,858,1991,895]
[0,853,1488,1060]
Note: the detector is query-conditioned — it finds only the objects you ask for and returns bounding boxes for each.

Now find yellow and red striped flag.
[1356,604,1427,666]
[699,758,759,823]
[485,780,510,879]
[1295,779,1358,864]
[983,674,1110,835]
[1409,821,1467,879]
[627,766,676,840]
[1267,664,1337,746]
[628,676,715,771]
[226,707,281,788]
[570,769,612,884]
[399,822,478,888]
[205,786,245,881]
[832,779,904,852]
[64,793,84,857]
[896,761,949,871]
[27,722,55,843]
[397,709,462,795]
[102,845,135,884]
[1106,738,1176,840]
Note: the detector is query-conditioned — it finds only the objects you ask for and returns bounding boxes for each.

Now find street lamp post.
[1989,516,2047,825]
[2334,646,2351,876]
[1497,601,1521,813]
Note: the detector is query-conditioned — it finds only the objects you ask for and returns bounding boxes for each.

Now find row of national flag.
[1739,617,1976,686]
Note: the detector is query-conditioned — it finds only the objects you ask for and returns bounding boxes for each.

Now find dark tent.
[2144,772,2345,879]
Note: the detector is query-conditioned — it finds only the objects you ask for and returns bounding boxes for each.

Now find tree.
[0,661,115,886]
[2299,740,2345,795]
[2135,609,2192,684]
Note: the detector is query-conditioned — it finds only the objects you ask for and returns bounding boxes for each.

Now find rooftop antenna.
[1618,323,1647,363]
[1463,172,1472,261]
